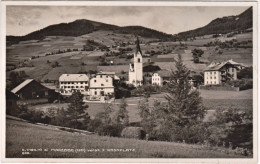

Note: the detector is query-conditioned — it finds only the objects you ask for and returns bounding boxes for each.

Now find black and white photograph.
[1,1,258,163]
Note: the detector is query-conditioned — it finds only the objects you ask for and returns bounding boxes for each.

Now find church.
[128,37,143,87]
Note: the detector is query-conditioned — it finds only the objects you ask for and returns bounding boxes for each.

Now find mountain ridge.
[7,19,174,45]
[176,7,252,39]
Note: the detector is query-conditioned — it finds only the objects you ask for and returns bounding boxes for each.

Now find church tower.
[129,37,143,86]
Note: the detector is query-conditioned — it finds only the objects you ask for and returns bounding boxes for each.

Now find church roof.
[135,37,142,56]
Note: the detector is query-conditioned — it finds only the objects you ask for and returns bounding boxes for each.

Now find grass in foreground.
[6,118,247,158]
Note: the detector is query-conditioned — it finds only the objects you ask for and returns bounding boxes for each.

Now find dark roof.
[157,70,172,78]
[204,61,238,71]
[11,79,34,94]
[135,37,142,56]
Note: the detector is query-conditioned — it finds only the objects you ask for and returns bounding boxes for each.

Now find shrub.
[98,124,124,137]
[227,79,253,90]
[121,127,146,139]
[87,118,103,132]
[238,67,253,79]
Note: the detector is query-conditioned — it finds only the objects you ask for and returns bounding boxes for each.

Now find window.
[81,82,83,84]
[214,77,216,79]
[214,72,216,74]
[210,77,212,79]
[64,86,67,88]
[72,82,74,84]
[94,80,96,83]
[95,91,97,95]
[106,76,108,78]
[85,81,88,84]
[138,58,140,63]
[68,82,70,84]
[210,72,212,75]
[72,86,74,88]
[68,86,70,88]
[100,75,103,78]
[81,86,83,88]
[106,80,108,82]
[101,84,104,86]
[76,86,78,88]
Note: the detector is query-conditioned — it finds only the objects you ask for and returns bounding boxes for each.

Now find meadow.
[30,89,253,123]
[6,30,253,83]
[6,118,246,158]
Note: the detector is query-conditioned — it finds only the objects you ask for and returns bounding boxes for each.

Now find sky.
[6,6,250,36]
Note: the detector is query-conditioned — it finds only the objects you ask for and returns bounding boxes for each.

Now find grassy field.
[6,118,246,158]
[6,30,252,82]
[30,89,253,123]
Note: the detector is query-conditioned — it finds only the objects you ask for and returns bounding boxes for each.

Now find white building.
[59,74,89,96]
[89,72,115,97]
[129,37,143,87]
[152,70,171,86]
[152,73,162,86]
[204,60,238,85]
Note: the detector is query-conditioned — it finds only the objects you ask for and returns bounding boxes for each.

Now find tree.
[115,98,129,126]
[138,98,156,135]
[238,67,253,79]
[8,71,29,90]
[162,54,206,140]
[96,102,114,125]
[192,49,204,63]
[66,91,89,129]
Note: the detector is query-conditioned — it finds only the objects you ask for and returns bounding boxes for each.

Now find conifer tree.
[165,54,206,127]
[138,98,155,134]
[116,98,129,126]
[67,91,89,129]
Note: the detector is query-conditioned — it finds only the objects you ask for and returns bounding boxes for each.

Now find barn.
[11,79,59,104]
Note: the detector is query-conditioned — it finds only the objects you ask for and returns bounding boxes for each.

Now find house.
[204,60,239,85]
[11,79,57,104]
[128,37,143,87]
[89,72,115,98]
[152,70,171,86]
[6,90,18,115]
[59,74,89,96]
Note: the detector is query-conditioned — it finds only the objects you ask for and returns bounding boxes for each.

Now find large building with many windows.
[204,60,238,85]
[59,74,89,96]
[59,72,118,101]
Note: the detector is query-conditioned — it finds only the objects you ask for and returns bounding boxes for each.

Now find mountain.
[6,19,174,45]
[176,7,252,39]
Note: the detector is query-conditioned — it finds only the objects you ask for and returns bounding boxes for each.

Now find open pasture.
[6,118,245,158]
[30,89,253,124]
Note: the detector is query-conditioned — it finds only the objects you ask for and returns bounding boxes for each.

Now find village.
[7,37,250,106]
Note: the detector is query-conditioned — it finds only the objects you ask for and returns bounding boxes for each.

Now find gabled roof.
[96,71,115,75]
[96,71,120,80]
[59,74,89,82]
[153,70,171,78]
[11,79,34,94]
[205,60,241,71]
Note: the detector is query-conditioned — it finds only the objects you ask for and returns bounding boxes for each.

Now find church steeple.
[135,37,142,56]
